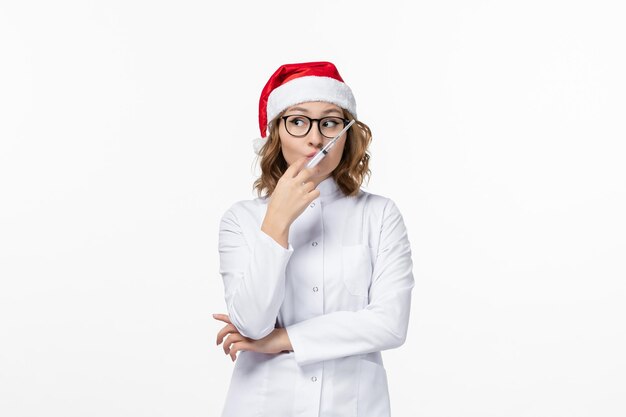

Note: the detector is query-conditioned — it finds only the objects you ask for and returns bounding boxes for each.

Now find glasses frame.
[280,114,351,139]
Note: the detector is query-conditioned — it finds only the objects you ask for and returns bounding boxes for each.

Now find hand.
[213,313,292,362]
[261,156,321,247]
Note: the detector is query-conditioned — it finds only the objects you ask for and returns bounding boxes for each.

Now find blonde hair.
[252,108,372,198]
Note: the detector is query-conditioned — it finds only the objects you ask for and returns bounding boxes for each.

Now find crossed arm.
[213,313,293,362]
[213,199,414,366]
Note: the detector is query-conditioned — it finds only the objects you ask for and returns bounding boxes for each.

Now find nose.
[307,121,324,148]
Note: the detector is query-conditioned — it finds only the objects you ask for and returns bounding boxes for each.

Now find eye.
[322,118,340,128]
[288,117,307,126]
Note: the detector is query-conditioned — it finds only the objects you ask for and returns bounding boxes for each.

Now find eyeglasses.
[281,114,351,139]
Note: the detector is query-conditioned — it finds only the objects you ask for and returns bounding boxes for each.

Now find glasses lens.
[285,116,310,137]
[320,117,346,138]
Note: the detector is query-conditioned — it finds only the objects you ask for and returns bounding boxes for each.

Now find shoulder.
[219,196,268,226]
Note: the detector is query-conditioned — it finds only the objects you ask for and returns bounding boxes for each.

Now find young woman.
[213,61,415,417]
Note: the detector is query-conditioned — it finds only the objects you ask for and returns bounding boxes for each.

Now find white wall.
[1,1,624,416]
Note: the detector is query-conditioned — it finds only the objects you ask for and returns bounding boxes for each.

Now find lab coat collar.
[316,176,344,205]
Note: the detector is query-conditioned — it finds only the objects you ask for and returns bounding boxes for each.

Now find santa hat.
[252,61,357,154]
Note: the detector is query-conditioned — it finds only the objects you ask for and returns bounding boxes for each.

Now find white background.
[1,0,625,416]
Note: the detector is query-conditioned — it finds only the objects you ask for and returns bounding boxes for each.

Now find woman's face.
[278,101,347,185]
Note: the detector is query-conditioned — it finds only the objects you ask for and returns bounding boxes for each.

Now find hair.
[252,107,372,198]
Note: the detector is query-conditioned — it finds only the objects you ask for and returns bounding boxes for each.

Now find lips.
[306,152,317,158]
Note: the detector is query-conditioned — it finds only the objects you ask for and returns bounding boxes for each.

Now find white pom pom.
[252,137,266,155]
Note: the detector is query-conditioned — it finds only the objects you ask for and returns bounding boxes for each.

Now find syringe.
[305,119,356,169]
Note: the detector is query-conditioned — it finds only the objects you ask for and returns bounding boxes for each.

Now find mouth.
[306,152,318,158]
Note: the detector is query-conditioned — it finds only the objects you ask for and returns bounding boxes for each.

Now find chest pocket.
[341,244,373,297]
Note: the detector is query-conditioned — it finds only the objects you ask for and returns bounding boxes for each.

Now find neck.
[312,173,332,188]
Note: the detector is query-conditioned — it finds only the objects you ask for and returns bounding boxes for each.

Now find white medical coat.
[217,176,415,417]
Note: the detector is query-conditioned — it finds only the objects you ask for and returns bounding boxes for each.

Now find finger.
[216,323,238,345]
[230,341,250,362]
[299,180,316,194]
[216,323,236,345]
[212,313,232,324]
[223,333,246,355]
[295,180,320,202]
[294,165,321,184]
[307,189,321,203]
[284,156,311,178]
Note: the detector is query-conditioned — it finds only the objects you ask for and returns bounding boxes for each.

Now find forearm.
[285,293,412,366]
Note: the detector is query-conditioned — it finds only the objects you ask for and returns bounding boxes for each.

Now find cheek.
[279,135,298,163]
[328,142,346,168]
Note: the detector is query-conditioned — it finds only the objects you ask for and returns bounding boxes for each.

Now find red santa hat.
[252,61,357,154]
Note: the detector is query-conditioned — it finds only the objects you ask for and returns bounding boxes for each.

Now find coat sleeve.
[218,206,295,340]
[284,199,415,367]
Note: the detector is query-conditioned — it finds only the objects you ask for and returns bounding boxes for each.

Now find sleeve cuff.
[284,322,311,367]
[257,227,294,253]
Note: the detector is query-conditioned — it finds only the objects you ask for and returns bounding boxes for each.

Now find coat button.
[311,241,318,247]
[311,376,317,382]
[310,202,315,208]
[312,286,318,292]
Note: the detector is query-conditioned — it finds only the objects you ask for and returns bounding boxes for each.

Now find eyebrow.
[286,106,343,116]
